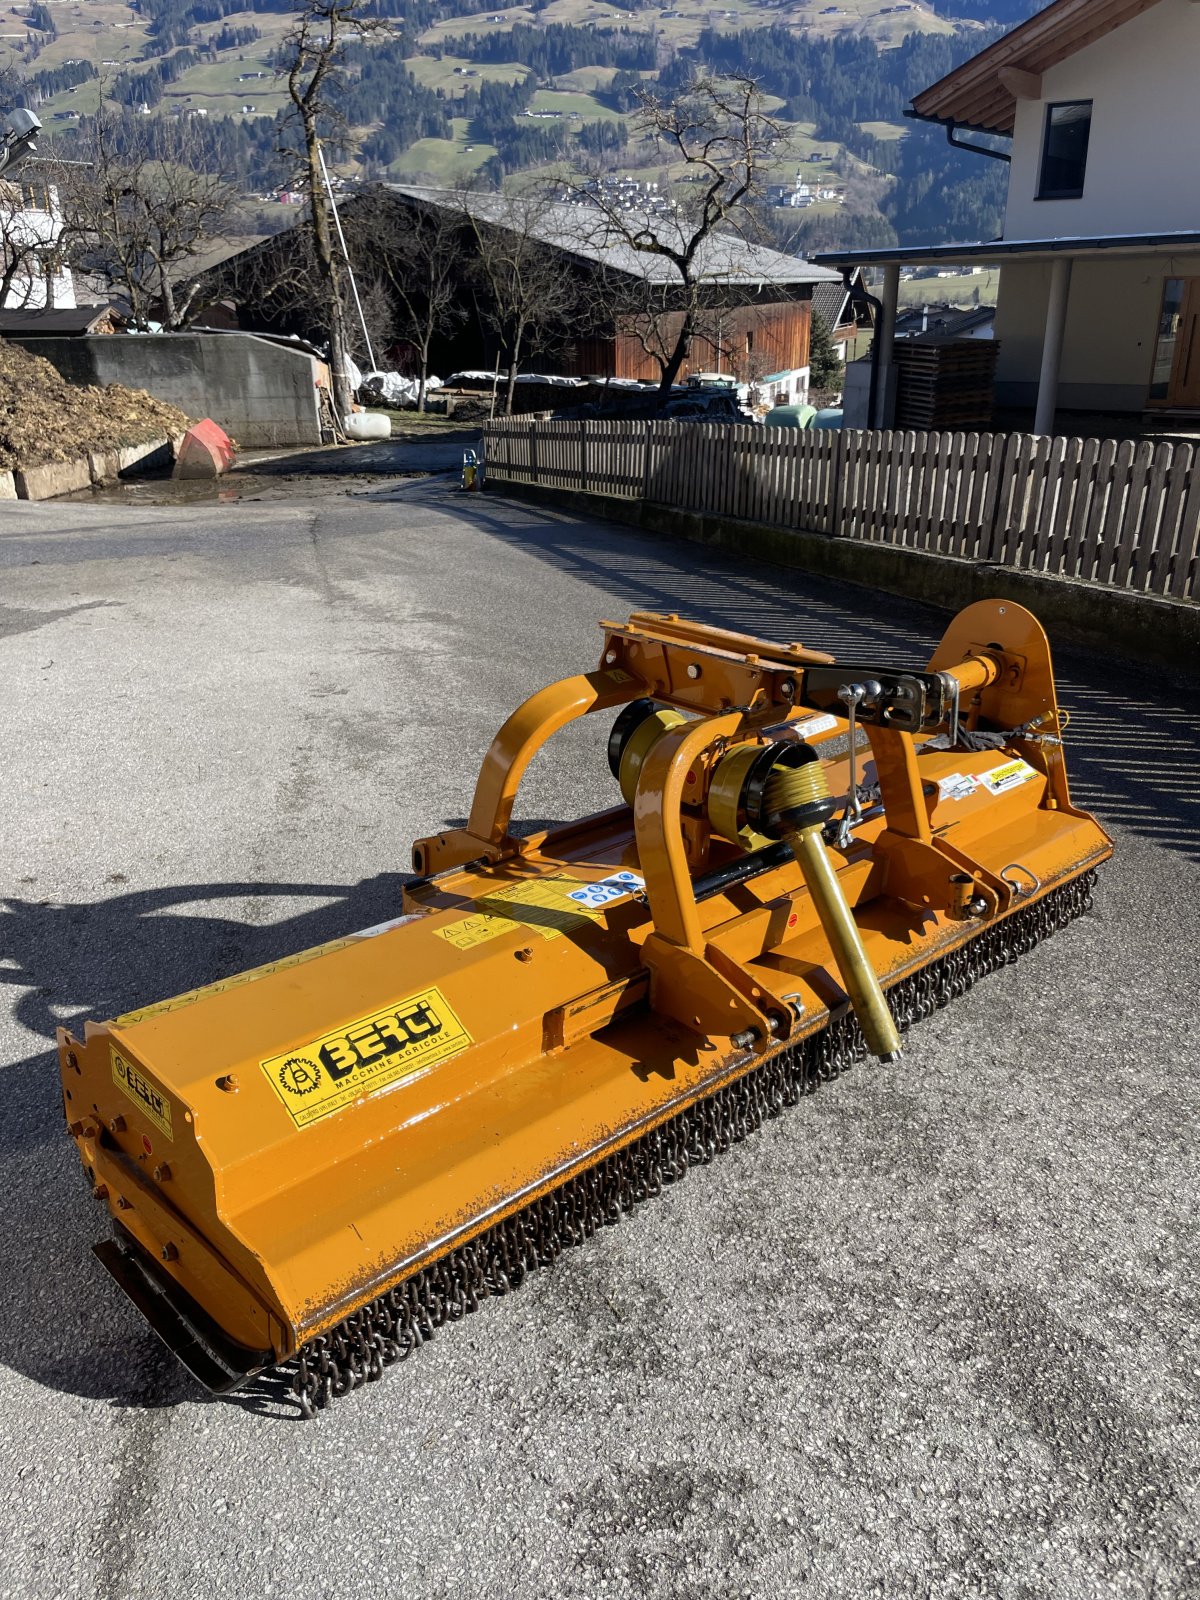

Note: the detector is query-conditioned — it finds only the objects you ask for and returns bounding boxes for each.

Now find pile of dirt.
[0,341,190,471]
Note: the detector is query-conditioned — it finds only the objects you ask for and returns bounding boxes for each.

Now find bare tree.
[204,214,325,335]
[54,116,152,327]
[462,191,580,416]
[587,261,756,390]
[56,115,236,329]
[577,75,786,399]
[279,0,386,418]
[343,188,465,410]
[356,273,396,368]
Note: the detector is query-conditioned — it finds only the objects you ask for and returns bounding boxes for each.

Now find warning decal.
[978,759,1039,796]
[937,773,978,803]
[261,986,472,1128]
[435,876,602,952]
[112,1048,174,1141]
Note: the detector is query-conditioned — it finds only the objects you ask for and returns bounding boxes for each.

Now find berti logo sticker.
[111,1048,174,1141]
[261,987,472,1129]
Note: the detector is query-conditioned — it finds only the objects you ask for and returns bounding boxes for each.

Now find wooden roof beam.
[997,66,1042,100]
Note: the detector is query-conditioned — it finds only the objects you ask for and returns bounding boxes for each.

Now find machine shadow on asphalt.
[0,874,418,1415]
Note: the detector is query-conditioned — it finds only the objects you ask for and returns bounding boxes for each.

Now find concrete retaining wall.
[11,333,324,448]
[10,434,175,500]
[488,480,1200,674]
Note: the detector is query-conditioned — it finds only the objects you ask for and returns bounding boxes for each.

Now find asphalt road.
[2,479,1198,1600]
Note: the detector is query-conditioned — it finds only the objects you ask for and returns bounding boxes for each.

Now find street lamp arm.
[1,107,42,178]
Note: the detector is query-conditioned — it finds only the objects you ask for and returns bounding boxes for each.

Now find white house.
[814,0,1200,430]
[0,178,76,310]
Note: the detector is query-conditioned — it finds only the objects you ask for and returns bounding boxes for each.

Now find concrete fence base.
[487,479,1200,673]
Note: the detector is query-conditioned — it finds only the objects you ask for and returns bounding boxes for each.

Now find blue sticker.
[567,870,645,910]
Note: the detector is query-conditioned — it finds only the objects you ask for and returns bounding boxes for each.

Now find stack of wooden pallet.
[892,338,1000,430]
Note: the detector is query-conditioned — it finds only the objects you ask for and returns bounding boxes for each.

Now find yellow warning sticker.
[435,876,601,952]
[261,986,472,1129]
[978,758,1039,796]
[111,1048,174,1141]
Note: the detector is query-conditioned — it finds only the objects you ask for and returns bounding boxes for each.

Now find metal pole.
[1034,256,1073,436]
[316,142,376,373]
[873,262,901,429]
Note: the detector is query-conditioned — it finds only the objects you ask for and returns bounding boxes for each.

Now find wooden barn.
[388,186,841,384]
[208,185,842,391]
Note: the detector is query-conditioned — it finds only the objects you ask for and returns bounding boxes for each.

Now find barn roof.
[386,186,841,289]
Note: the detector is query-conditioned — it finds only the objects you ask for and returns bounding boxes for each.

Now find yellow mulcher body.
[59,601,1111,1413]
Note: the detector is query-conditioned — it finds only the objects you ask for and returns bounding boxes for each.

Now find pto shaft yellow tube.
[788,824,903,1063]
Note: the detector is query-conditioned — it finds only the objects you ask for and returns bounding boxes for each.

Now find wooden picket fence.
[481,418,1200,601]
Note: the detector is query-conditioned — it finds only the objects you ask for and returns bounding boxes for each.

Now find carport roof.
[812,229,1200,270]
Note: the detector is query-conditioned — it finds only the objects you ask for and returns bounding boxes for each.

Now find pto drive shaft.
[763,756,902,1063]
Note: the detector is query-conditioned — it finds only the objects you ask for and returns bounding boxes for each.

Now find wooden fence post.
[641,420,654,503]
[981,431,1012,562]
[528,422,538,485]
[579,421,588,495]
[829,428,847,537]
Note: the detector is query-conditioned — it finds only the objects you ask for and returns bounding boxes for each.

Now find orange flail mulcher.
[58,600,1110,1414]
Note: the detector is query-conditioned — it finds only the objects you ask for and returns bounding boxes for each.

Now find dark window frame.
[1036,99,1093,201]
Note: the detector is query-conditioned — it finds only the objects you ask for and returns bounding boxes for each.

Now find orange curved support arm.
[466,667,638,848]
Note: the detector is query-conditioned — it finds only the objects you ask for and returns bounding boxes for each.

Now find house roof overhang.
[812,230,1200,270]
[908,0,1167,137]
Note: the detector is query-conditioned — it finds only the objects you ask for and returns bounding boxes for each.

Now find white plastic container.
[343,411,391,441]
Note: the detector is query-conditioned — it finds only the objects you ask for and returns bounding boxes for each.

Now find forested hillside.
[2,0,1047,249]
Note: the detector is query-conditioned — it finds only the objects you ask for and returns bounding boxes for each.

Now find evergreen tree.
[809,311,842,390]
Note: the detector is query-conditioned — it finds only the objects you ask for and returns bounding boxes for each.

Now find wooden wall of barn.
[561,300,813,383]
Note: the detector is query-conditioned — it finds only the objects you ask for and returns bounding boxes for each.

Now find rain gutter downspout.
[901,108,1012,164]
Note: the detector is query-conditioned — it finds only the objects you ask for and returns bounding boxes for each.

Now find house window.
[745,330,754,354]
[1037,101,1092,200]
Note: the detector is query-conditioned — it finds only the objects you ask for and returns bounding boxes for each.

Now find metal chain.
[288,870,1098,1418]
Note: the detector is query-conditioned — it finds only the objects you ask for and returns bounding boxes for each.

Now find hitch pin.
[834,682,867,849]
[943,673,961,748]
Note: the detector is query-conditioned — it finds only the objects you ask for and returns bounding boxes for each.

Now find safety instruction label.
[937,773,979,803]
[261,986,472,1129]
[567,870,644,911]
[978,758,1039,796]
[111,1048,174,1141]
[435,876,602,952]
